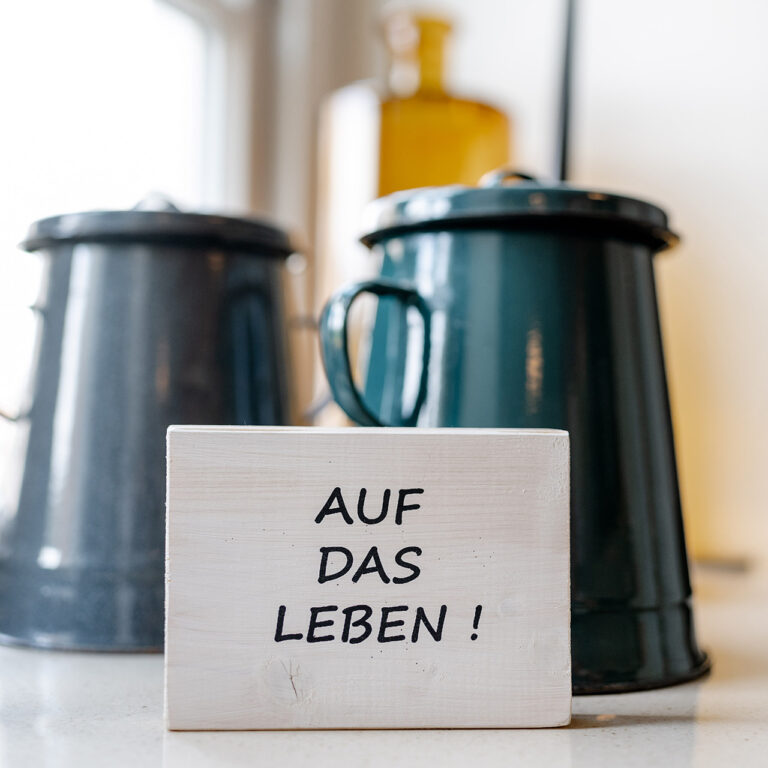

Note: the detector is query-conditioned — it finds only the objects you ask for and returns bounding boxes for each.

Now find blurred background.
[1,0,766,565]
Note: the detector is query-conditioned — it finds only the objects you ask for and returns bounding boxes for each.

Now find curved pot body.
[0,211,293,650]
[320,177,709,692]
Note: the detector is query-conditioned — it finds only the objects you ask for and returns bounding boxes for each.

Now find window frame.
[158,0,274,212]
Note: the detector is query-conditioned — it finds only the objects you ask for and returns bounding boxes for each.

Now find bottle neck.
[417,27,445,94]
[385,15,451,97]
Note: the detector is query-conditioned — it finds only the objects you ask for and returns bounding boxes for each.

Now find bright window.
[0,0,215,489]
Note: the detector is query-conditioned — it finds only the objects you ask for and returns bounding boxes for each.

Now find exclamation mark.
[471,605,483,640]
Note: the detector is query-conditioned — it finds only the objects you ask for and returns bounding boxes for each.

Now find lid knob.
[131,193,182,212]
[478,168,539,187]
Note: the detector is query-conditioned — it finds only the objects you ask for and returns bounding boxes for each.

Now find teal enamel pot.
[320,170,709,693]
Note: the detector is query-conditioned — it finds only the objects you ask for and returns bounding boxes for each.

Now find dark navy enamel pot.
[320,170,709,693]
[0,205,294,650]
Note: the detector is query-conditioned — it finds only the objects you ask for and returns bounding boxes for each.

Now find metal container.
[0,206,294,650]
[320,170,710,693]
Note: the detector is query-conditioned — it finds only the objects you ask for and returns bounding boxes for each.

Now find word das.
[274,604,448,644]
[318,545,421,584]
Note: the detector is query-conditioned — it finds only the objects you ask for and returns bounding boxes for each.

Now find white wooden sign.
[165,426,571,730]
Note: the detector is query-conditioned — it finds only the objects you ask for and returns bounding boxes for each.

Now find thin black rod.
[556,0,576,181]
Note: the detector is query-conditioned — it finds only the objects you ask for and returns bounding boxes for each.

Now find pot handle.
[319,279,431,427]
[0,302,43,423]
[222,283,285,426]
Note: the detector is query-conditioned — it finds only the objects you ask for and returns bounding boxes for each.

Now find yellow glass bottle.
[313,10,511,424]
[378,12,511,195]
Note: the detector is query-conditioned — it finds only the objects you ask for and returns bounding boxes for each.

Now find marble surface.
[0,563,766,767]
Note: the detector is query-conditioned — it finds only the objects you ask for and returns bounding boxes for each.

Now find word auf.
[315,487,424,525]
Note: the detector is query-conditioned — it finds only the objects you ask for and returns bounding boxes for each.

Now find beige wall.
[266,0,766,558]
[361,0,768,560]
[575,0,768,561]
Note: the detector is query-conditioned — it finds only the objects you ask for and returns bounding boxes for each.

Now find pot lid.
[21,197,296,255]
[361,169,679,251]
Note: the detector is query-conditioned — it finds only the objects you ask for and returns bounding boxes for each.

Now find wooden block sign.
[165,426,571,730]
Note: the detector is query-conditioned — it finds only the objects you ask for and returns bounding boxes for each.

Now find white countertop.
[1,563,766,767]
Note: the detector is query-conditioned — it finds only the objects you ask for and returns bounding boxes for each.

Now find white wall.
[388,0,768,560]
[4,0,762,558]
[574,0,768,561]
